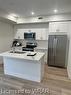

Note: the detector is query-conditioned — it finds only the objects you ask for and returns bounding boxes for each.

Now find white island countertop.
[35,47,48,50]
[0,51,45,61]
[1,51,45,82]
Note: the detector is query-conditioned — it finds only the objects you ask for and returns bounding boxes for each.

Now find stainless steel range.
[22,42,37,51]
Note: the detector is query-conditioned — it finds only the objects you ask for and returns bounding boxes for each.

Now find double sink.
[10,51,26,54]
[9,51,36,56]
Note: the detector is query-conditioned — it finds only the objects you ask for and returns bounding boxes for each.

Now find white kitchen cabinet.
[49,22,69,33]
[14,30,23,39]
[34,28,47,40]
[34,47,48,64]
[33,29,42,40]
[41,29,48,40]
[15,28,48,40]
[14,29,28,39]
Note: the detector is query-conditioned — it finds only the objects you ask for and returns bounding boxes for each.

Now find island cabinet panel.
[3,57,44,82]
[1,51,45,82]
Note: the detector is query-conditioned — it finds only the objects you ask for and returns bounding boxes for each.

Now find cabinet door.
[49,22,58,32]
[57,22,69,32]
[36,29,47,40]
[41,29,47,40]
[14,30,23,39]
[35,29,42,40]
[14,29,28,39]
[49,22,69,33]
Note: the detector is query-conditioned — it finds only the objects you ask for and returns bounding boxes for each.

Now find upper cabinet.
[14,28,48,40]
[34,28,48,40]
[49,22,69,33]
[14,29,28,39]
[14,21,69,40]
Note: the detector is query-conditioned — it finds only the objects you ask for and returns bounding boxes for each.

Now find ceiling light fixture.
[54,9,58,13]
[31,12,35,15]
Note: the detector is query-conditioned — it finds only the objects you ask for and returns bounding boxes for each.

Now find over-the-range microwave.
[24,32,36,40]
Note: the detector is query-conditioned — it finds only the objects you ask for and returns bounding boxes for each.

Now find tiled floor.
[0,64,71,95]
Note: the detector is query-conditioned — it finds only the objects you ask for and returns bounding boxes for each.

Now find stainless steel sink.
[10,51,26,54]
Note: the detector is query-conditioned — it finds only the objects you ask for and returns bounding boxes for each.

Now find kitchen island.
[0,51,45,82]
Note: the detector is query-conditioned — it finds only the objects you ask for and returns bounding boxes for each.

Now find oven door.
[22,47,34,51]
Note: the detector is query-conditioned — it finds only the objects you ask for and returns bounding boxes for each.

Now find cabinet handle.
[18,36,20,39]
[56,29,60,32]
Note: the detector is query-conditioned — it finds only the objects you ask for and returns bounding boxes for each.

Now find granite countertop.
[35,47,48,50]
[0,51,45,61]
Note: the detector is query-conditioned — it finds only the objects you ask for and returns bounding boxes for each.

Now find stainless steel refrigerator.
[48,34,67,68]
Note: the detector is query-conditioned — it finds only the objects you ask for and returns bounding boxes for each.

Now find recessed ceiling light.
[31,12,35,15]
[54,9,58,13]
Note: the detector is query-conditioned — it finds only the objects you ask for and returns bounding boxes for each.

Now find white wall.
[67,22,71,79]
[0,21,14,63]
[14,23,49,48]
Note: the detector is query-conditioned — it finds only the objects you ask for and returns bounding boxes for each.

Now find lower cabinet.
[34,48,48,64]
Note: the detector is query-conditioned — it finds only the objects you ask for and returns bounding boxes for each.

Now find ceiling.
[0,0,71,18]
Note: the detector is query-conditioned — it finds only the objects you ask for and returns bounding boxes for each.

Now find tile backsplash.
[36,40,48,48]
[15,39,48,49]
